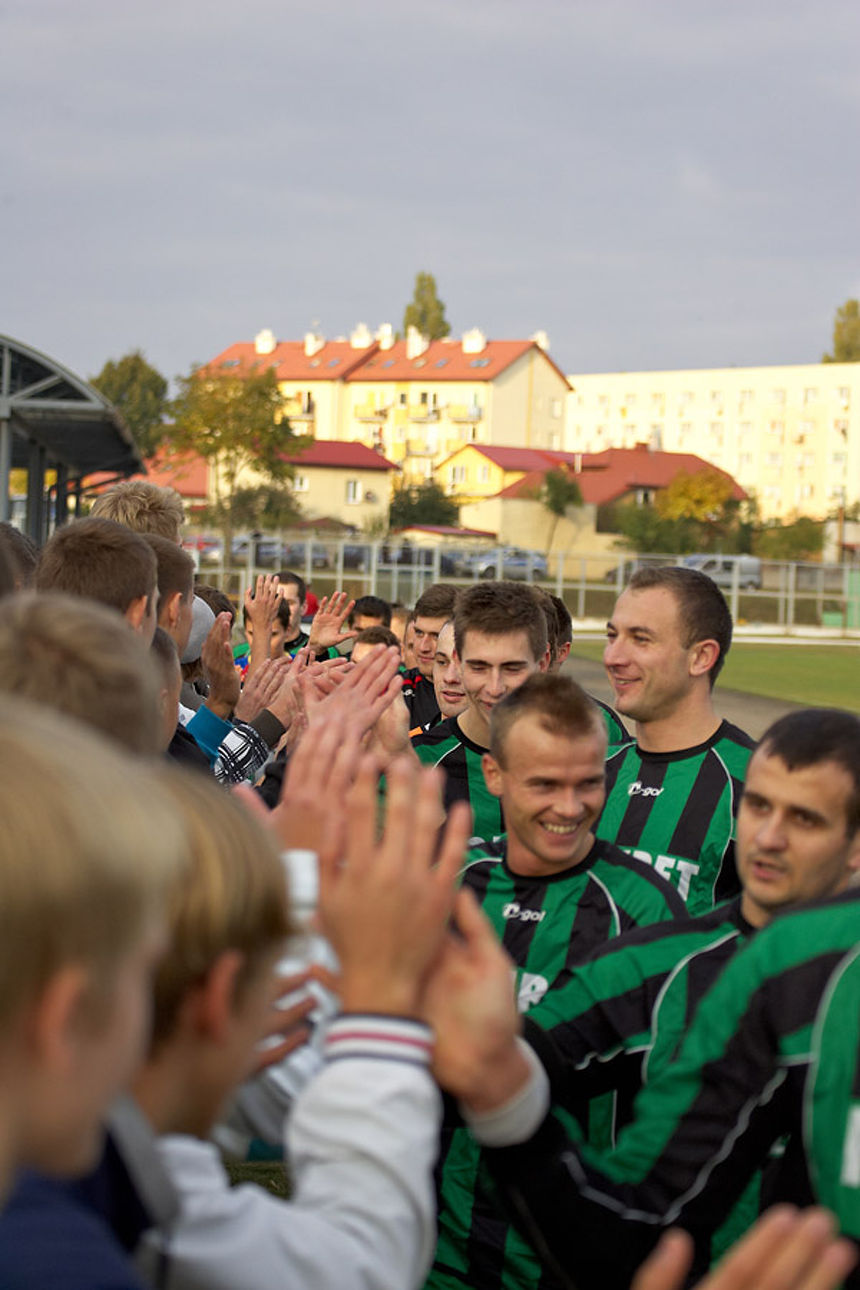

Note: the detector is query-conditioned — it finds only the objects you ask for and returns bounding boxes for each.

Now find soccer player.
[413,582,549,838]
[425,673,684,1290]
[598,566,755,912]
[427,707,860,1290]
[401,583,460,730]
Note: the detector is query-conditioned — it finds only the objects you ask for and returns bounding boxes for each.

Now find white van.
[682,555,762,590]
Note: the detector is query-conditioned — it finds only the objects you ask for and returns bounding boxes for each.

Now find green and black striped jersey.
[484,887,860,1290]
[522,897,762,1263]
[412,716,502,841]
[595,719,755,914]
[426,836,684,1290]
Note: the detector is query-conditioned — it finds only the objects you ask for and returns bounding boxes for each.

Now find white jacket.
[136,1015,440,1290]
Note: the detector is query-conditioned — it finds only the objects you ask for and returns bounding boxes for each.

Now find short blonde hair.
[148,771,292,1048]
[91,480,185,543]
[0,592,163,755]
[0,700,185,1026]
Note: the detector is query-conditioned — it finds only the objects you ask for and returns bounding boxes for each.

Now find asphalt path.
[566,655,802,742]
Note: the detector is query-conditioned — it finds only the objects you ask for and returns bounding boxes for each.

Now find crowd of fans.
[0,478,858,1290]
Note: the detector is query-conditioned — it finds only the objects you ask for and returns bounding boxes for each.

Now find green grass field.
[571,641,860,713]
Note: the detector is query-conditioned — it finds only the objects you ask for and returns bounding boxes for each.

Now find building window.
[769,420,784,438]
[551,398,562,418]
[837,386,850,406]
[831,452,847,467]
[803,387,819,405]
[293,474,309,493]
[479,464,490,482]
[771,388,786,404]
[739,389,753,405]
[450,465,467,484]
[766,452,783,467]
[345,479,363,505]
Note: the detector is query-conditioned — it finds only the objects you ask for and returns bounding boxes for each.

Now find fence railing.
[187,537,860,634]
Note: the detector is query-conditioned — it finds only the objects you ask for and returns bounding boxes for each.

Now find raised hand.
[201,611,241,718]
[243,574,281,678]
[319,755,472,1018]
[234,656,290,723]
[424,887,527,1110]
[632,1207,856,1290]
[307,591,357,654]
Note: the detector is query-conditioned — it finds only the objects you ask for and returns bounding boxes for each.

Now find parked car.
[682,554,762,590]
[467,547,549,581]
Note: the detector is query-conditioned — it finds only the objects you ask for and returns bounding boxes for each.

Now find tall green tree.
[90,350,168,456]
[823,299,860,363]
[655,468,740,550]
[168,362,304,552]
[389,480,459,529]
[402,272,451,340]
[541,468,582,554]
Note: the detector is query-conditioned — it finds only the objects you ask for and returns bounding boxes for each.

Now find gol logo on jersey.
[627,781,664,798]
[502,902,546,923]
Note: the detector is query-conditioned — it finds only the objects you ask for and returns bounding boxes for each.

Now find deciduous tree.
[90,351,168,456]
[541,468,582,554]
[389,480,459,529]
[403,272,451,340]
[168,361,304,553]
[823,299,860,363]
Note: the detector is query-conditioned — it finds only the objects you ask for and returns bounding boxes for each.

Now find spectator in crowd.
[350,594,392,631]
[401,584,460,729]
[35,517,158,643]
[90,479,185,543]
[549,594,573,669]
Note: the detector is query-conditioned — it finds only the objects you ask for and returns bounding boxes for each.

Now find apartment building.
[206,325,570,485]
[565,363,860,521]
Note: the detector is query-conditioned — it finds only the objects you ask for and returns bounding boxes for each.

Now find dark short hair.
[0,523,38,589]
[489,673,605,767]
[144,534,194,607]
[151,626,180,679]
[351,594,392,627]
[277,570,307,603]
[533,587,560,667]
[194,583,236,624]
[354,625,400,650]
[454,582,548,664]
[414,583,459,621]
[35,517,157,617]
[550,595,573,647]
[626,566,732,685]
[758,708,860,836]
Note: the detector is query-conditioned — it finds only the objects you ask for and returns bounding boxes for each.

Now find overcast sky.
[2,1,858,387]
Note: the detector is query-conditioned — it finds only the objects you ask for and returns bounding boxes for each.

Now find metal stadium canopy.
[0,334,143,541]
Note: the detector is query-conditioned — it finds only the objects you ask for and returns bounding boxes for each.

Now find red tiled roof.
[494,446,746,505]
[346,339,570,385]
[207,340,379,382]
[85,450,210,500]
[291,440,399,472]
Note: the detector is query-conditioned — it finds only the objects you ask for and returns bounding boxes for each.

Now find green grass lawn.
[571,642,860,713]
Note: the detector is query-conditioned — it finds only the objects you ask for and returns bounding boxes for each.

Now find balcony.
[284,398,315,423]
[405,440,437,457]
[408,404,440,423]
[447,403,483,422]
[354,402,389,422]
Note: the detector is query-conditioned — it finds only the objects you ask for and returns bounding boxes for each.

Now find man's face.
[413,615,449,676]
[277,582,306,641]
[244,618,290,659]
[736,749,860,925]
[432,622,467,719]
[458,629,546,731]
[603,586,698,724]
[483,713,606,876]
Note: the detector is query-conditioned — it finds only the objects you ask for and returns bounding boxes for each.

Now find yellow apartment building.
[206,326,570,486]
[565,363,860,521]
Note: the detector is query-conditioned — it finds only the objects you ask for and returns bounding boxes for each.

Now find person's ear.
[163,590,183,632]
[482,752,504,800]
[556,641,572,667]
[27,964,92,1072]
[124,594,151,635]
[187,951,246,1044]
[538,646,551,673]
[689,638,720,680]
